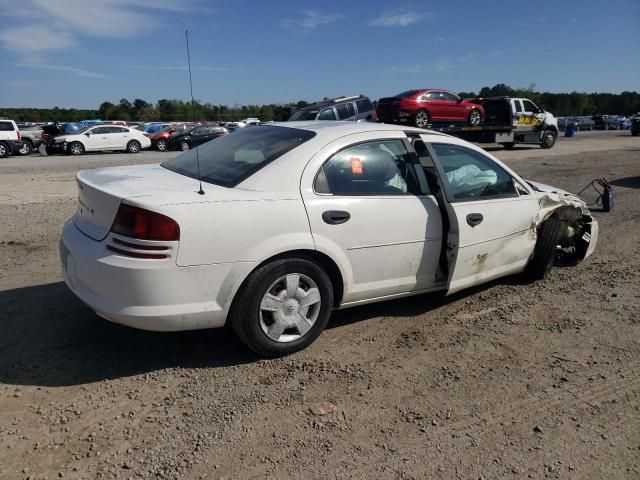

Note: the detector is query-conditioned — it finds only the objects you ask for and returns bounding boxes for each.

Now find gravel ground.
[1,130,639,479]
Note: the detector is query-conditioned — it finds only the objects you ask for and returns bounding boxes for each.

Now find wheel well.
[22,138,33,145]
[253,250,344,306]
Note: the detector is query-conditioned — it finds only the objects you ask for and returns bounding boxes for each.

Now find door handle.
[466,213,483,227]
[322,210,350,225]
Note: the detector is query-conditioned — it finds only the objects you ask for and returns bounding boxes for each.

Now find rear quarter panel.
[156,197,315,267]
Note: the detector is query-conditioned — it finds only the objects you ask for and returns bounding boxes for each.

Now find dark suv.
[631,113,640,136]
[288,95,377,122]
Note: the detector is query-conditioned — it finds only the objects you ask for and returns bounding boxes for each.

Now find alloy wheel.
[415,111,429,128]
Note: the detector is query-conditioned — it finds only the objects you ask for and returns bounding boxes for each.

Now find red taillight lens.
[110,204,179,241]
[17,130,21,141]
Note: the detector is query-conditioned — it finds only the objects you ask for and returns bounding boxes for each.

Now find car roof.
[267,120,447,139]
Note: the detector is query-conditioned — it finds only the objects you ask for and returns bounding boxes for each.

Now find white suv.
[0,119,23,158]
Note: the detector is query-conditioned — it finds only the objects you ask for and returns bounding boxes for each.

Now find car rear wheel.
[126,140,141,153]
[179,141,190,151]
[501,142,516,149]
[414,110,430,128]
[0,143,8,158]
[468,109,482,126]
[524,215,564,281]
[230,258,333,357]
[68,141,84,156]
[156,139,168,151]
[540,129,557,149]
[18,140,32,155]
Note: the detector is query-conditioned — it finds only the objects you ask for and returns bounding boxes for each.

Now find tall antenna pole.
[185,29,204,195]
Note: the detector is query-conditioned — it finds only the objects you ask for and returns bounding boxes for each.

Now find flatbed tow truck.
[426,97,560,149]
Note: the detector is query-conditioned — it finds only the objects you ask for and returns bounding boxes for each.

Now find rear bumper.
[60,220,254,331]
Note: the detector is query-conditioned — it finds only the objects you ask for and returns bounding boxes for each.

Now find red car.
[376,89,484,128]
[148,123,194,151]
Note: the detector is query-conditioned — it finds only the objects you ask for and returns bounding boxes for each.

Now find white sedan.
[59,122,598,356]
[54,125,151,155]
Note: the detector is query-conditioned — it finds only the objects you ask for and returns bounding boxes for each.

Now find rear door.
[301,132,443,304]
[335,103,356,121]
[107,126,129,149]
[425,90,449,121]
[422,138,540,294]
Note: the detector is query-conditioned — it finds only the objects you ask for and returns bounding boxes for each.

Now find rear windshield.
[394,90,420,98]
[161,125,316,187]
[0,121,15,131]
[288,108,320,121]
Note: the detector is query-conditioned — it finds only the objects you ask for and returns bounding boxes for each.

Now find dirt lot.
[1,131,639,479]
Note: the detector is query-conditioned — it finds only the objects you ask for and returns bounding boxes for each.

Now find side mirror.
[85,132,92,136]
[457,97,463,103]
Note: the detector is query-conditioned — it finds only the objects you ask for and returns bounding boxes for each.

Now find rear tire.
[230,258,333,357]
[67,141,84,156]
[0,142,8,158]
[524,216,564,281]
[17,140,32,155]
[540,129,557,149]
[126,140,141,153]
[501,142,516,149]
[414,110,430,128]
[179,141,190,151]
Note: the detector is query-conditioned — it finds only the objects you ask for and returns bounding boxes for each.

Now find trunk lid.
[74,164,209,241]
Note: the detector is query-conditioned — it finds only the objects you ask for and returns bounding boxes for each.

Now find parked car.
[142,123,172,135]
[149,123,194,151]
[631,113,640,136]
[0,118,22,158]
[52,125,151,155]
[17,126,45,155]
[592,115,619,130]
[288,95,377,122]
[376,89,484,127]
[167,124,227,151]
[60,122,598,357]
[576,117,595,131]
[240,117,261,125]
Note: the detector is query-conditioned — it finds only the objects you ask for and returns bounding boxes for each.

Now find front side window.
[522,100,539,113]
[162,125,315,187]
[288,108,319,121]
[315,140,418,195]
[317,108,336,120]
[441,91,459,101]
[432,144,516,200]
[91,127,110,134]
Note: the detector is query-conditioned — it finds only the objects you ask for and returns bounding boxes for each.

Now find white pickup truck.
[429,97,560,149]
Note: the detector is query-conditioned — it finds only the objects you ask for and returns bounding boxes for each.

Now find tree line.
[2,85,639,123]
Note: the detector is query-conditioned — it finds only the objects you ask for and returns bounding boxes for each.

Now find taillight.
[110,204,179,241]
[16,130,21,141]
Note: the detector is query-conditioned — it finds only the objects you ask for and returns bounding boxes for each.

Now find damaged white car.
[59,122,598,356]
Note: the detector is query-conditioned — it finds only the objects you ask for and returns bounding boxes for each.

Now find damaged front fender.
[527,180,598,263]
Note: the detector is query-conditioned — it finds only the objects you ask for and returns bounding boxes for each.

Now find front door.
[423,139,540,294]
[84,126,111,151]
[301,133,443,304]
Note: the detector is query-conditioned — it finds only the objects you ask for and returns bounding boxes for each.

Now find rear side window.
[0,121,15,131]
[513,100,523,113]
[356,99,373,113]
[432,144,516,200]
[336,103,355,120]
[162,125,315,187]
[315,139,418,195]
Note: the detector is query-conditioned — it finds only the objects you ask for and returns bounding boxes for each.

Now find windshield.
[162,125,315,187]
[288,108,319,121]
[394,90,420,98]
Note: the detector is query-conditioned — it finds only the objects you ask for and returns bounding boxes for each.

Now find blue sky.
[1,0,638,108]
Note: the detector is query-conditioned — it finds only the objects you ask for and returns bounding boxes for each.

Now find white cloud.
[282,11,344,32]
[0,0,195,54]
[369,11,429,27]
[11,62,108,78]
